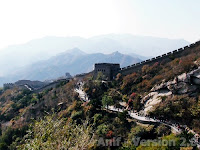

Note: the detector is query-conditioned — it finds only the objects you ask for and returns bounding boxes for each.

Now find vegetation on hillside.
[0,47,200,149]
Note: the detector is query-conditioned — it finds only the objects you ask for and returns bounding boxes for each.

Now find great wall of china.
[119,40,200,75]
[75,40,200,78]
[3,40,200,91]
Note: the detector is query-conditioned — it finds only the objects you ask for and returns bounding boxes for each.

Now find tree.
[18,116,96,149]
[97,72,106,80]
[122,95,129,103]
[118,111,128,124]
[93,114,102,125]
[116,73,122,81]
[130,92,136,99]
[142,65,150,74]
[102,95,114,109]
[155,124,171,137]
[128,99,133,109]
[89,99,102,109]
[132,97,142,111]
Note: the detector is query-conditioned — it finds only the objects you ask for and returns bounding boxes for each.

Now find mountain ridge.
[0,49,141,86]
[0,34,189,77]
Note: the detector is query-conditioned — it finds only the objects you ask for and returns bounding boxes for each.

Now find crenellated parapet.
[3,83,15,89]
[120,40,200,76]
[75,71,93,78]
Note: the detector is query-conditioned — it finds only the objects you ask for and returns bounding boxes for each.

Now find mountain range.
[0,34,190,86]
[0,49,141,86]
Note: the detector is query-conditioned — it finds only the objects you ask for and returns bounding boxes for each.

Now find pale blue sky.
[0,0,199,49]
[123,0,200,42]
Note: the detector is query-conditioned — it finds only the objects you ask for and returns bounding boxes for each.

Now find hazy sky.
[0,0,199,49]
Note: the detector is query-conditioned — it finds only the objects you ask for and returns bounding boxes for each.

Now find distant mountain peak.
[111,51,121,56]
[0,34,190,86]
[66,48,86,55]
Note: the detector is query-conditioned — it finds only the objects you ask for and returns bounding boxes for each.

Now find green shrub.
[18,115,96,150]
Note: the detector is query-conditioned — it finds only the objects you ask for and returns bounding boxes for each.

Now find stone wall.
[3,80,48,91]
[75,71,93,80]
[3,83,14,89]
[93,63,120,80]
[74,40,200,80]
[34,79,69,93]
[120,41,200,76]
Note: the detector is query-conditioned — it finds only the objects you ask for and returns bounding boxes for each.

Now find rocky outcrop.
[142,67,200,114]
[151,67,200,95]
[142,90,172,114]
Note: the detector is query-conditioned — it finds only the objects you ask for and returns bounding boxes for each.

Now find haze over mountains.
[0,34,190,86]
[1,49,140,83]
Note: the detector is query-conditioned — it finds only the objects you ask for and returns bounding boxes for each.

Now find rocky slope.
[142,66,200,114]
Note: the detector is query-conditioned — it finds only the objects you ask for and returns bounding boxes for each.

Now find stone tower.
[94,63,120,80]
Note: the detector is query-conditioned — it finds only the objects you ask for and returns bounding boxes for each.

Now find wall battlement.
[4,83,14,85]
[75,71,93,78]
[3,40,200,88]
[119,40,200,76]
[3,83,15,89]
[74,40,200,79]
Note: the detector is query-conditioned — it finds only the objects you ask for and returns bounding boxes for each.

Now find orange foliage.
[130,92,136,99]
[106,130,113,138]
[121,73,138,90]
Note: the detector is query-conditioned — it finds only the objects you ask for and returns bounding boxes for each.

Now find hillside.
[0,42,199,149]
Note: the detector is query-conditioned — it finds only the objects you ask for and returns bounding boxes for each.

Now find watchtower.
[94,63,120,80]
